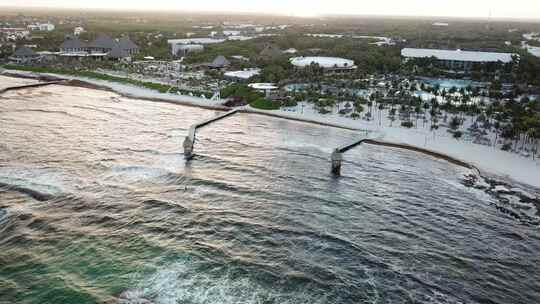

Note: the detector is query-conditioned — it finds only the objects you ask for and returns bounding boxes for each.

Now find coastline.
[1,71,539,193]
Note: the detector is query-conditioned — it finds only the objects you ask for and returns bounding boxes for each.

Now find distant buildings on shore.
[432,22,450,27]
[27,22,55,32]
[0,27,30,40]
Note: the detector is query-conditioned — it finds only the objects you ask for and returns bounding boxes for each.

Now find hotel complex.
[401,48,517,70]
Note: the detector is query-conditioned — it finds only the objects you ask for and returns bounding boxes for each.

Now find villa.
[401,48,517,70]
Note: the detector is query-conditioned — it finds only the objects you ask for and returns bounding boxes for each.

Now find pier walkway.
[183,109,240,159]
[331,138,476,176]
[0,81,65,94]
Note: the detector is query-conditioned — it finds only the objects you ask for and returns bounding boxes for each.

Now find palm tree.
[389,108,396,127]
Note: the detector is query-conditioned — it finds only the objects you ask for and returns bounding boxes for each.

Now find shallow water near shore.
[1,85,540,304]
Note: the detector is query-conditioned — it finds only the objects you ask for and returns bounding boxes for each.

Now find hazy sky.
[4,0,540,19]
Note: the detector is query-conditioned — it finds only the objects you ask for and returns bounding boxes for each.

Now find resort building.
[283,48,298,54]
[168,38,225,56]
[9,47,40,64]
[208,55,231,69]
[289,56,357,73]
[58,34,139,60]
[171,44,204,57]
[401,48,517,70]
[88,34,117,54]
[107,44,129,60]
[118,36,140,56]
[60,37,87,53]
[224,68,261,81]
[248,83,279,97]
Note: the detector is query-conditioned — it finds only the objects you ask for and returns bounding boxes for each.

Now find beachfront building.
[107,44,129,60]
[118,36,140,56]
[60,37,87,53]
[9,47,40,64]
[289,56,357,73]
[88,34,117,54]
[57,34,139,60]
[401,48,517,71]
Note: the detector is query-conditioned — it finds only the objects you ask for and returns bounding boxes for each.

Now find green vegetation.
[401,121,414,128]
[282,99,298,107]
[3,64,172,93]
[220,84,262,103]
[250,98,281,110]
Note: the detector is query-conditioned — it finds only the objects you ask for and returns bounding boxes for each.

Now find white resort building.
[401,48,517,70]
[224,68,261,81]
[168,38,225,56]
[289,56,357,73]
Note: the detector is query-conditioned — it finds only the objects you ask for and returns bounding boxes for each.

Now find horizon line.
[1,5,540,23]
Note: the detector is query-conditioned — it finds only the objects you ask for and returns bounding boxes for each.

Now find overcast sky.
[4,0,540,19]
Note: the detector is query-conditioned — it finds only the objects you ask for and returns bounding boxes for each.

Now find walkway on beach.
[0,81,65,94]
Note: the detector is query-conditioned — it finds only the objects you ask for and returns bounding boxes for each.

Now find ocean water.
[1,85,540,304]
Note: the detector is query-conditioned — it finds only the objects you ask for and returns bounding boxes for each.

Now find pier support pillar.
[331,149,343,176]
[183,136,194,159]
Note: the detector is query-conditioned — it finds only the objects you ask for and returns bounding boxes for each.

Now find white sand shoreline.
[2,70,539,190]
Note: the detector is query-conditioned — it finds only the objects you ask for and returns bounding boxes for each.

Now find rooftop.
[290,56,356,69]
[248,83,278,90]
[224,69,261,80]
[209,55,230,68]
[60,38,87,49]
[90,34,116,49]
[118,36,139,50]
[401,48,516,63]
[13,46,37,57]
[168,38,226,45]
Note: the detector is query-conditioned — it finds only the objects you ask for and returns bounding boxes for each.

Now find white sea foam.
[0,167,68,195]
[121,260,332,304]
